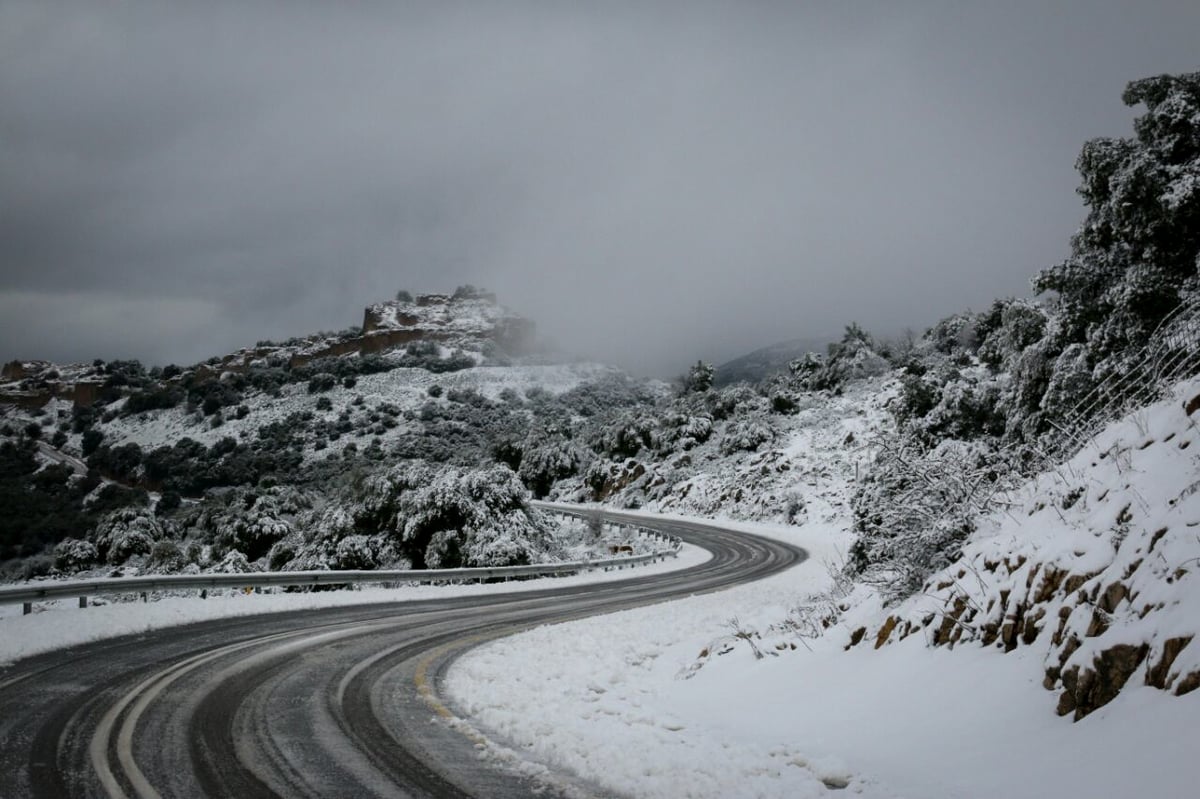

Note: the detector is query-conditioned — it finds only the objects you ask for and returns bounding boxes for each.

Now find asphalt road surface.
[0,508,805,798]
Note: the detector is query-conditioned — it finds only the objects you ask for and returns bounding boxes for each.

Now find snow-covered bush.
[93,508,164,565]
[593,412,657,458]
[1039,343,1095,418]
[654,412,714,452]
[719,417,775,455]
[186,487,313,565]
[928,312,979,355]
[107,528,155,565]
[396,463,555,568]
[702,383,762,420]
[52,538,98,573]
[554,372,660,418]
[147,540,187,573]
[517,436,585,498]
[907,367,1006,443]
[789,324,890,392]
[334,534,402,570]
[976,299,1048,371]
[209,549,258,574]
[850,437,1014,597]
[227,505,292,562]
[301,460,557,569]
[582,458,648,502]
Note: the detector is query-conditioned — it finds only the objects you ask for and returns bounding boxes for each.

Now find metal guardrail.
[2,508,680,613]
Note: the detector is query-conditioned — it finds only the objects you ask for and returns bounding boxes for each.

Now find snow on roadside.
[445,515,882,798]
[0,544,709,668]
[446,508,1199,798]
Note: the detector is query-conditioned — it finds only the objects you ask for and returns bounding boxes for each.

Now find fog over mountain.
[1,2,1197,375]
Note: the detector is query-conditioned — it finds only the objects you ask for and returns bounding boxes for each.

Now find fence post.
[79,596,87,609]
[22,602,32,615]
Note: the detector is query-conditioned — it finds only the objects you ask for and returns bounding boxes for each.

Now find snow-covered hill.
[93,361,618,459]
[548,372,897,526]
[445,377,1200,799]
[0,290,633,578]
[713,335,831,386]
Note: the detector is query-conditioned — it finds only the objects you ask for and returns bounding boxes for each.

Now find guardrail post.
[79,596,87,609]
[22,602,32,615]
[200,589,207,600]
[140,592,147,603]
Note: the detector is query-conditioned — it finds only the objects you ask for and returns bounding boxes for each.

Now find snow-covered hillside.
[94,362,618,458]
[549,374,898,525]
[848,376,1200,715]
[0,290,640,579]
[445,378,1200,799]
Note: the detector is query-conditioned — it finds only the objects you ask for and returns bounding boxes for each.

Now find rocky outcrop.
[1,360,39,381]
[289,328,427,369]
[0,389,52,409]
[1055,643,1150,719]
[361,293,534,352]
[849,533,1200,721]
[1185,390,1200,417]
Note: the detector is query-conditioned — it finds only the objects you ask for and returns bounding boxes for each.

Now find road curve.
[0,508,805,798]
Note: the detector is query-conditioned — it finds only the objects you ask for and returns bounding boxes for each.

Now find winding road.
[0,509,805,798]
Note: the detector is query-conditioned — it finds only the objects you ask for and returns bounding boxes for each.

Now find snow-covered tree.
[680,360,714,394]
[593,412,657,459]
[334,534,402,570]
[327,460,556,569]
[92,508,164,565]
[1034,72,1200,365]
[518,434,585,498]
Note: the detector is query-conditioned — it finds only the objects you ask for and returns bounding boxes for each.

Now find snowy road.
[0,509,804,798]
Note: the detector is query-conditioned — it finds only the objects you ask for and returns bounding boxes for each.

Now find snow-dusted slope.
[552,377,897,524]
[445,378,1200,799]
[100,362,618,456]
[852,375,1200,718]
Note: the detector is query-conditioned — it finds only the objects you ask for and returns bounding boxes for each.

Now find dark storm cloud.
[1,2,1197,374]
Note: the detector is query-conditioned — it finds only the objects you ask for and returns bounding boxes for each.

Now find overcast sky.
[1,2,1197,376]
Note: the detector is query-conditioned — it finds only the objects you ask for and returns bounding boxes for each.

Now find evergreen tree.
[1034,72,1200,361]
[681,361,715,394]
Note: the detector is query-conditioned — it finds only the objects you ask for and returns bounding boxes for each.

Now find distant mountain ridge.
[0,289,537,410]
[714,336,832,386]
